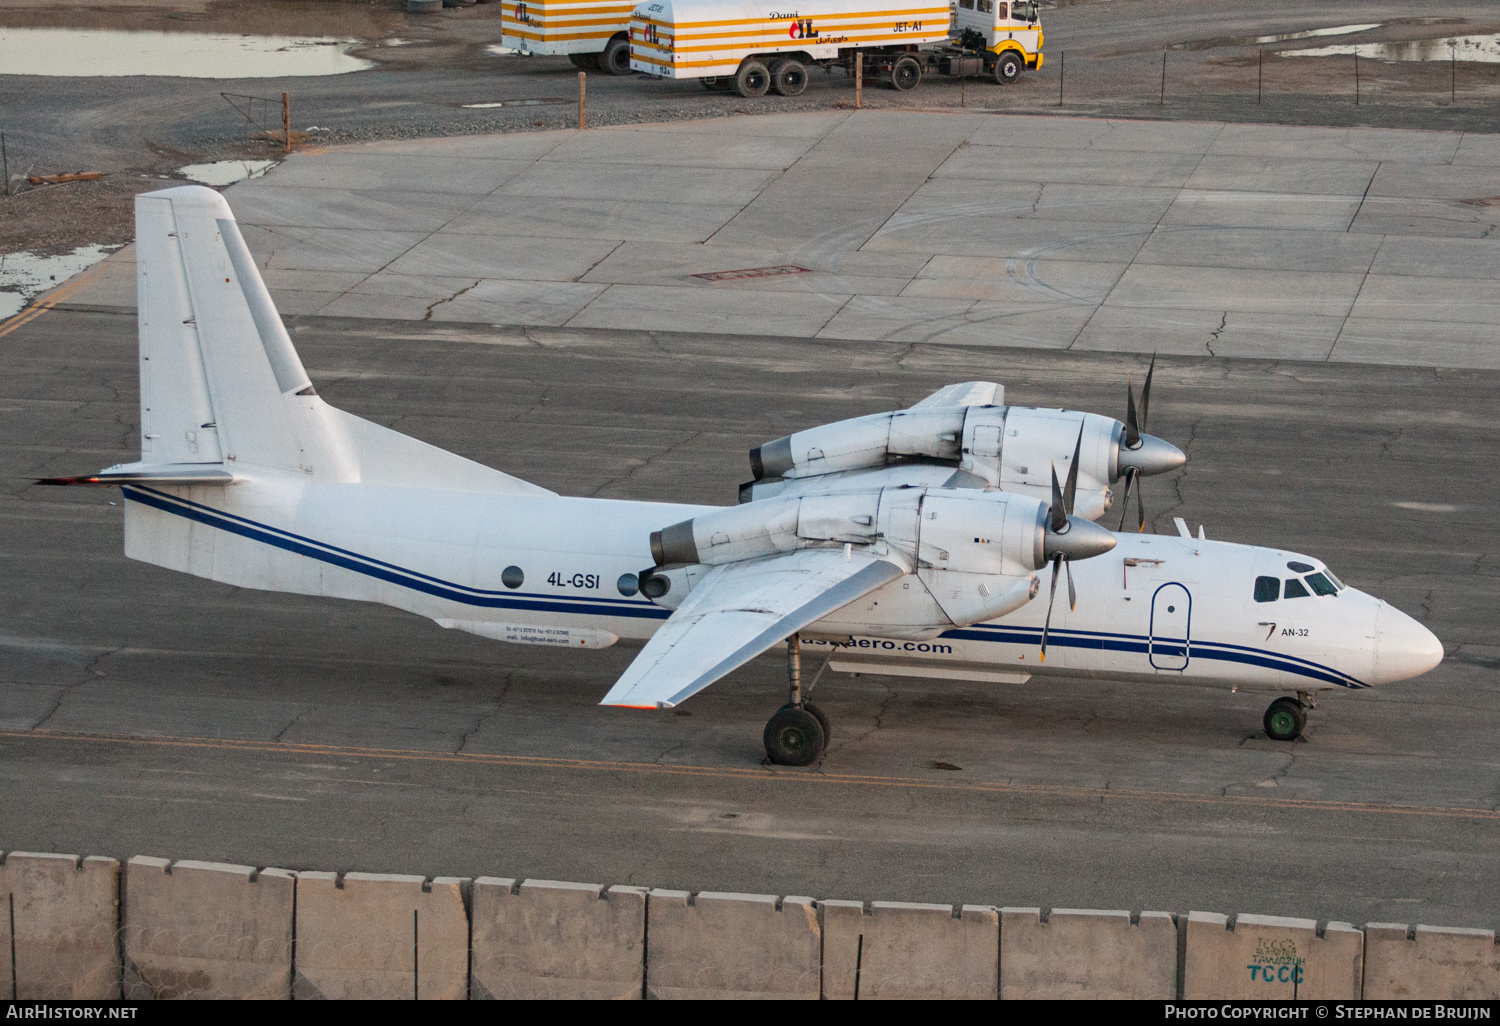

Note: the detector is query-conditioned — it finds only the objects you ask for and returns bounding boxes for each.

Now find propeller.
[1118,354,1166,533]
[1040,429,1112,661]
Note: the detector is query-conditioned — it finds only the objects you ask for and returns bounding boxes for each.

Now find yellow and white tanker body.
[501,0,638,74]
[629,0,1041,96]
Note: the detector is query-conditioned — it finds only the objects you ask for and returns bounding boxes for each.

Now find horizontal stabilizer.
[37,462,237,487]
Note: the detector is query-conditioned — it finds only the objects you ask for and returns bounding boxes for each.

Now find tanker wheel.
[770,59,808,96]
[600,35,632,75]
[891,55,922,91]
[993,50,1023,84]
[568,52,599,70]
[735,59,771,98]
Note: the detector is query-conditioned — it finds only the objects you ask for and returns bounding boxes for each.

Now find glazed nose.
[1372,602,1444,684]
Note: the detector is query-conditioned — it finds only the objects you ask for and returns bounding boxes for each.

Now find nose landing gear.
[763,635,830,766]
[1264,691,1314,741]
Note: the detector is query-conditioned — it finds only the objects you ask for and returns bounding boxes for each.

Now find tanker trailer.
[502,0,638,74]
[629,0,1041,97]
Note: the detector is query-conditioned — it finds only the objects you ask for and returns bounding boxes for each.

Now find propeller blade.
[1139,353,1156,432]
[1066,557,1077,612]
[1124,379,1141,448]
[1117,467,1135,531]
[1136,478,1146,533]
[1064,428,1082,517]
[1048,463,1068,533]
[1039,555,1061,661]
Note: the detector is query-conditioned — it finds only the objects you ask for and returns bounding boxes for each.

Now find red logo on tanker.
[788,17,818,38]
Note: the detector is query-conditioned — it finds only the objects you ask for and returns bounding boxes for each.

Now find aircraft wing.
[909,381,1002,410]
[600,550,904,709]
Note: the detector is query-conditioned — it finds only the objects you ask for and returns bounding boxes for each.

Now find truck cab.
[954,0,1042,66]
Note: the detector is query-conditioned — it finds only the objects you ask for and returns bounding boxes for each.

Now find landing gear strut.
[1264,691,1314,742]
[763,635,829,766]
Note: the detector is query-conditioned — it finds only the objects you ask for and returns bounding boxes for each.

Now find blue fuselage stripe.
[124,486,1366,688]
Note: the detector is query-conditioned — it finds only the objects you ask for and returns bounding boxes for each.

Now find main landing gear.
[1264,691,1314,742]
[763,635,830,766]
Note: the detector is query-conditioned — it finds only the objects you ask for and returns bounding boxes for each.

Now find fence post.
[1058,49,1064,106]
[1,131,9,197]
[1354,53,1359,105]
[855,51,863,109]
[281,92,291,153]
[578,71,586,129]
[1257,47,1263,104]
[1451,48,1456,104]
[1160,51,1166,105]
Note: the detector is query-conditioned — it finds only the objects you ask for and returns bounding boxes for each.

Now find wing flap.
[600,550,903,709]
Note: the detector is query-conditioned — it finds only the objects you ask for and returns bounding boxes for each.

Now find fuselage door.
[1149,582,1191,671]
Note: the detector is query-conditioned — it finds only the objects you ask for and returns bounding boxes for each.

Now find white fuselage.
[122,471,1436,695]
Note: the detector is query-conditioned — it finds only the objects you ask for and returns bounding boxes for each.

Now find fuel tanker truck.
[628,0,1041,97]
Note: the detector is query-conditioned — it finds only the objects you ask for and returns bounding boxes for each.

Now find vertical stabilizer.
[137,186,318,475]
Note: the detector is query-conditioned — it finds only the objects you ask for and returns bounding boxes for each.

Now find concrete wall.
[1363,924,1500,999]
[1184,912,1364,1000]
[294,872,470,999]
[1000,908,1177,999]
[121,857,295,999]
[470,878,645,999]
[646,890,820,999]
[6,849,1499,999]
[0,852,120,999]
[823,900,999,999]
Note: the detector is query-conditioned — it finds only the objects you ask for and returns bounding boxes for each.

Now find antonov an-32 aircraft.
[45,187,1444,765]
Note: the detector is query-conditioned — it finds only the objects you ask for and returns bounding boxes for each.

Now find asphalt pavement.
[2,308,1496,928]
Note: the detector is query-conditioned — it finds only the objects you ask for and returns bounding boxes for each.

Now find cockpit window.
[1254,576,1279,603]
[1287,560,1315,573]
[1305,572,1338,596]
[1323,568,1345,590]
[1283,578,1310,599]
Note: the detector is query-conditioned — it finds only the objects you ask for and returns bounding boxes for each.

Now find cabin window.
[959,0,974,8]
[1305,572,1339,597]
[1012,0,1036,21]
[1283,578,1310,599]
[1253,576,1279,603]
[977,0,992,12]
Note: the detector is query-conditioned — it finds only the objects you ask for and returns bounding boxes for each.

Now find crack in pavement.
[587,430,703,498]
[422,279,480,322]
[1207,311,1226,357]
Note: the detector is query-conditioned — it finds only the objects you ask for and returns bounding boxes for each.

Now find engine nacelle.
[751,409,967,481]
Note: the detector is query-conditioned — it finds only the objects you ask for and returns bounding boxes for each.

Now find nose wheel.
[1263,693,1311,741]
[763,635,831,766]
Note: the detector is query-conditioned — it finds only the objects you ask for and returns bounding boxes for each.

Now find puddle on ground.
[461,98,568,109]
[1282,34,1500,62]
[178,160,278,186]
[0,244,120,319]
[1173,23,1383,51]
[0,28,375,77]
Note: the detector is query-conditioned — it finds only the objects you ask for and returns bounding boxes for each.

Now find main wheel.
[992,50,1023,85]
[1264,697,1306,742]
[568,52,599,70]
[600,35,632,76]
[764,705,825,766]
[803,702,831,744]
[770,59,808,96]
[891,55,922,91]
[735,59,771,98]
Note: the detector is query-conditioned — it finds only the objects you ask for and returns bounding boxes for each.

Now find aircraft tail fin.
[130,185,551,494]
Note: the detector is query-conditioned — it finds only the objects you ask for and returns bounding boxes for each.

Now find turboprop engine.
[639,485,1115,633]
[741,364,1185,529]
